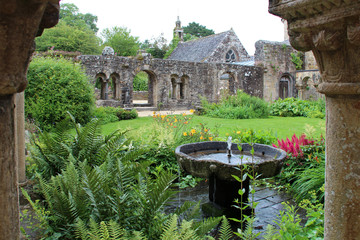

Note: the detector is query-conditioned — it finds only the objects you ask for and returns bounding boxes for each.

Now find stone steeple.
[174,16,184,42]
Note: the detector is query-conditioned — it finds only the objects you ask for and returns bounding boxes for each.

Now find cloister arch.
[95,73,108,100]
[279,73,295,99]
[110,73,120,100]
[132,70,157,106]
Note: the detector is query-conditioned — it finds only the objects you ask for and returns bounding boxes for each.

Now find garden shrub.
[200,90,270,119]
[93,107,138,124]
[270,97,325,119]
[133,71,148,91]
[116,108,138,120]
[93,107,119,124]
[232,129,277,145]
[26,57,95,131]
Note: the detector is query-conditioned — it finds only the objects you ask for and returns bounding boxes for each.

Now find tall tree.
[60,3,99,33]
[183,22,215,41]
[101,27,140,56]
[142,33,169,59]
[35,21,101,54]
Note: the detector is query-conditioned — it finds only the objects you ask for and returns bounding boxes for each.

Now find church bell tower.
[174,16,184,42]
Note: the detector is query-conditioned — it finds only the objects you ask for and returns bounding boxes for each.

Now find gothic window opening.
[225,49,236,63]
[171,78,176,99]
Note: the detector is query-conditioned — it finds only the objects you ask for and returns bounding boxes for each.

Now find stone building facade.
[79,54,263,109]
[79,18,321,109]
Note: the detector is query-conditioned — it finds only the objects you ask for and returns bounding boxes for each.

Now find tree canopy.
[35,3,101,54]
[141,33,169,59]
[101,27,140,56]
[60,3,98,33]
[183,22,215,41]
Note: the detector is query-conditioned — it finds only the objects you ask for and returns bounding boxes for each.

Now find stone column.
[0,1,59,239]
[14,92,26,184]
[269,1,360,239]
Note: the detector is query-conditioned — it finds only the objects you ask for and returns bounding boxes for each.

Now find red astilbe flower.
[273,133,314,158]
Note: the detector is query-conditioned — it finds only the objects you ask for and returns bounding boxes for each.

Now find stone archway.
[218,71,236,99]
[279,73,295,99]
[132,70,157,106]
[95,73,108,100]
[110,73,120,100]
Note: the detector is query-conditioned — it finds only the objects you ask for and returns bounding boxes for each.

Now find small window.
[225,50,236,62]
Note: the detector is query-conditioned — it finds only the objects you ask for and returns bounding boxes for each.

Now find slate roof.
[168,31,231,62]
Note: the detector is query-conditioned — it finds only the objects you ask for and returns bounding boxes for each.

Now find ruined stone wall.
[79,55,263,109]
[255,40,297,101]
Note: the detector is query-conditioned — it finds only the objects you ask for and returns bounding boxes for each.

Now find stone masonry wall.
[255,40,297,101]
[207,30,251,63]
[78,55,263,109]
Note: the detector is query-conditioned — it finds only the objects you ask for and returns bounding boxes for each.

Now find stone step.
[135,106,157,112]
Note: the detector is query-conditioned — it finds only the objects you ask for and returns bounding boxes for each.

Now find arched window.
[225,49,236,63]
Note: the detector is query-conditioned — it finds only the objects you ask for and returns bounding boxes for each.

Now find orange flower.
[191,129,196,134]
[209,137,213,141]
[174,119,178,123]
[200,136,204,140]
[204,128,208,132]
[237,131,241,134]
[182,113,187,116]
[183,132,188,136]
[184,121,188,124]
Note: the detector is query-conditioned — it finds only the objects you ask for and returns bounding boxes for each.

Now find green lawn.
[101,115,325,140]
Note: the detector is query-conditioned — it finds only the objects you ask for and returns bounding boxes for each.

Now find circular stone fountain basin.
[175,141,287,181]
[176,141,286,208]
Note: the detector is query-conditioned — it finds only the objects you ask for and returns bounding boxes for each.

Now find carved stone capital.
[269,0,360,95]
[0,0,60,95]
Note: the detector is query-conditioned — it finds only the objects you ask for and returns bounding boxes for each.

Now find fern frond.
[160,214,179,240]
[217,216,234,240]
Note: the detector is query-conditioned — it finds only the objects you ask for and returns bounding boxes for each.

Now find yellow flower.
[182,113,187,116]
[161,115,166,119]
[190,109,195,113]
[237,131,241,134]
[200,136,204,140]
[183,132,188,136]
[204,128,208,132]
[209,137,213,141]
[174,119,178,123]
[191,129,196,134]
[153,111,156,115]
[184,121,188,124]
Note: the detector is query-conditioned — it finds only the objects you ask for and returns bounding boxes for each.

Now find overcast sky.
[60,0,285,55]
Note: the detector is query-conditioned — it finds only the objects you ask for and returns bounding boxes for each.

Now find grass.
[100,115,325,141]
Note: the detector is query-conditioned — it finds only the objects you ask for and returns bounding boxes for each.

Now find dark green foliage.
[35,21,101,54]
[101,27,140,56]
[276,137,325,203]
[133,71,149,91]
[116,108,138,120]
[164,36,180,59]
[25,57,95,131]
[28,116,129,180]
[270,97,325,119]
[183,22,215,39]
[200,90,270,119]
[60,3,99,33]
[142,34,169,59]
[93,107,138,124]
[290,52,304,70]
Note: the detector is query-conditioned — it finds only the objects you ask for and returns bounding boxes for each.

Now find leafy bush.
[232,129,277,145]
[200,90,269,119]
[116,108,138,120]
[26,115,222,239]
[28,115,130,180]
[26,57,95,130]
[270,97,325,119]
[93,107,119,124]
[93,107,138,124]
[274,135,325,203]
